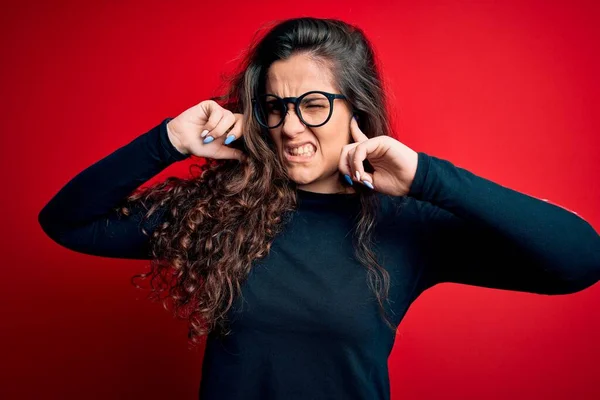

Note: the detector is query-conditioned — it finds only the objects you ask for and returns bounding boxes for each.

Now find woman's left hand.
[339,117,419,197]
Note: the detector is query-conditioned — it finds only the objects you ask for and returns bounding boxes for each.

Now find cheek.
[318,126,349,158]
[268,134,283,154]
[269,133,280,145]
[318,140,346,167]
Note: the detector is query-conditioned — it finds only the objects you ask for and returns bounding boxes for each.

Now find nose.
[280,103,305,136]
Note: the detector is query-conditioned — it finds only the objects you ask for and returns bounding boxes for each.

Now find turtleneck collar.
[296,188,361,210]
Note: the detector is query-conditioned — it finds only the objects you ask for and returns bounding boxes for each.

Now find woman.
[38,17,600,400]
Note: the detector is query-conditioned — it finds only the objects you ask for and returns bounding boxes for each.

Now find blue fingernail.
[362,180,374,189]
[343,174,353,186]
[224,134,236,145]
[203,136,214,144]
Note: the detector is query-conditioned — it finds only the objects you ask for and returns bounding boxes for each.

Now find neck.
[297,175,356,194]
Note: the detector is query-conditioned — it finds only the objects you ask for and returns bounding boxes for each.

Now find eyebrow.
[264,91,328,98]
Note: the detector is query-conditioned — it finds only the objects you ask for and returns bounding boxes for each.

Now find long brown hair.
[116,17,399,347]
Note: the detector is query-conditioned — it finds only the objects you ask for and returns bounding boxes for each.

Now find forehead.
[266,53,336,95]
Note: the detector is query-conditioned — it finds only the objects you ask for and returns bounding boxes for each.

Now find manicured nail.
[203,136,214,144]
[362,180,374,189]
[355,171,361,181]
[201,129,209,138]
[343,174,353,186]
[224,134,236,145]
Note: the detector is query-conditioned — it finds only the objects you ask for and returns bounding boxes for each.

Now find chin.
[289,174,316,185]
[287,166,321,182]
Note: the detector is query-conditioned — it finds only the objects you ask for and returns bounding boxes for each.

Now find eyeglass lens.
[255,93,331,128]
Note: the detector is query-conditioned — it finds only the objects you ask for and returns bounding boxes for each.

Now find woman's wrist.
[166,120,189,155]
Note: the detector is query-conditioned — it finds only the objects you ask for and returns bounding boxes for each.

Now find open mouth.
[284,144,317,161]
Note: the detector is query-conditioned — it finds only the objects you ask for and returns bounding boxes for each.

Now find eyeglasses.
[251,90,348,129]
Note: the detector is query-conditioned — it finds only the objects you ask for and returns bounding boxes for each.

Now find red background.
[2,0,599,399]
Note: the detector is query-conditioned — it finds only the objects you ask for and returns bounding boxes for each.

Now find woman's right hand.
[166,100,247,161]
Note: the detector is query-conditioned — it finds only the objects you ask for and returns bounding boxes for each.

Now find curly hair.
[115,17,399,347]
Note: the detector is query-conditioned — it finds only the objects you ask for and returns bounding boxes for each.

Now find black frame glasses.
[251,90,349,129]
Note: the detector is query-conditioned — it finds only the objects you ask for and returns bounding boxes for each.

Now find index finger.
[350,116,368,143]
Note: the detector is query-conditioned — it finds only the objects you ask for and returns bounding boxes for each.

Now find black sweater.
[38,118,600,400]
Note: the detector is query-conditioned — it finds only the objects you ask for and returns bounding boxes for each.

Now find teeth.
[288,144,316,156]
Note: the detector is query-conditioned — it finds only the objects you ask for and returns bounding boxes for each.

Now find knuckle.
[212,106,223,118]
[353,155,363,168]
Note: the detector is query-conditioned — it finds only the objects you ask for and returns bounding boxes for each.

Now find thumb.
[218,147,247,161]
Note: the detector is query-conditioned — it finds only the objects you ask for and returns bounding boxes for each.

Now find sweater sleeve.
[409,152,600,295]
[38,117,190,260]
